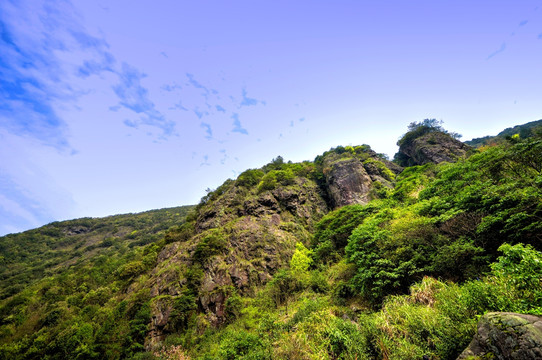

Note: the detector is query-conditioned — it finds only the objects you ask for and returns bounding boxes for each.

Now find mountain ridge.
[1,120,541,359]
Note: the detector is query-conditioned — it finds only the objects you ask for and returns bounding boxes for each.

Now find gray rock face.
[458,312,542,360]
[398,131,471,166]
[144,176,329,345]
[324,157,374,207]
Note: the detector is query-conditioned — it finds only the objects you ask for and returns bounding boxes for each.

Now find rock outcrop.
[143,146,401,348]
[396,131,471,166]
[458,312,542,360]
[324,157,373,207]
[143,175,329,347]
[322,148,402,208]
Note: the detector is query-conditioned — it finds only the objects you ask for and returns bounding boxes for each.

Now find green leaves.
[290,242,313,278]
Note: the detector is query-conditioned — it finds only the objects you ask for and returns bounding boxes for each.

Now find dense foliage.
[0,207,192,359]
[465,119,542,148]
[1,125,541,359]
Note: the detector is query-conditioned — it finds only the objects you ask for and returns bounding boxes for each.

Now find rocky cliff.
[321,146,402,207]
[396,131,471,166]
[458,312,542,360]
[140,146,402,347]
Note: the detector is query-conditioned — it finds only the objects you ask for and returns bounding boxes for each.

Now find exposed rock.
[369,175,393,189]
[243,194,280,216]
[324,157,374,207]
[397,131,471,166]
[229,265,249,289]
[144,175,329,341]
[382,159,403,175]
[64,226,91,236]
[145,148,396,343]
[146,298,174,349]
[458,312,542,360]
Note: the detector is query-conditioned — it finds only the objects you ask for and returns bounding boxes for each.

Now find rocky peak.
[142,147,402,348]
[143,167,329,347]
[320,146,402,208]
[395,130,471,166]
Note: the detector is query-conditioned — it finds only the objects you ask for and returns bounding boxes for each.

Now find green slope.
[465,119,542,147]
[1,121,541,360]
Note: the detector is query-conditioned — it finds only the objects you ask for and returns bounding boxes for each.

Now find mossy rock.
[458,312,542,360]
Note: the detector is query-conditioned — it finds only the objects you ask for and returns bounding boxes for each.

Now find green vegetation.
[397,119,462,148]
[0,206,192,359]
[1,123,541,359]
[465,118,542,148]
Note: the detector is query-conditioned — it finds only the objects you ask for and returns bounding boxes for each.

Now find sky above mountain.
[1,0,541,235]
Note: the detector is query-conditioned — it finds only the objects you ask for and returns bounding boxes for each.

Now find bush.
[217,329,271,360]
[268,270,303,307]
[312,204,379,262]
[236,169,264,187]
[192,230,227,263]
[165,222,195,244]
[257,172,277,193]
[171,290,198,330]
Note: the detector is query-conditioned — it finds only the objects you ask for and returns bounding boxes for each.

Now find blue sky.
[1,0,541,235]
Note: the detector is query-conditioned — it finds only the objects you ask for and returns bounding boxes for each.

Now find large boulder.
[321,148,401,208]
[324,157,374,207]
[458,312,542,360]
[397,131,471,166]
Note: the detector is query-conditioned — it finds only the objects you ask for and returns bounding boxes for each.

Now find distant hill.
[0,206,193,300]
[465,119,542,147]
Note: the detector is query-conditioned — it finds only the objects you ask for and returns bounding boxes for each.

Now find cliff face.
[142,147,402,346]
[322,149,401,208]
[143,171,330,345]
[324,157,373,207]
[396,131,471,166]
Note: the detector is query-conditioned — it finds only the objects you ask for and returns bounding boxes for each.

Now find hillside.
[1,121,541,359]
[465,119,542,148]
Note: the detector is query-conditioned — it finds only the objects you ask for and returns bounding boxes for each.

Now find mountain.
[465,119,542,147]
[0,207,193,301]
[1,121,541,360]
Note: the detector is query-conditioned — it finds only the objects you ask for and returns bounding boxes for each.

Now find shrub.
[171,290,198,330]
[192,230,227,263]
[290,242,313,277]
[236,169,264,187]
[312,203,379,262]
[217,329,271,360]
[257,172,277,193]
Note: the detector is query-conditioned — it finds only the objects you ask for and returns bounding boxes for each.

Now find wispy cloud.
[0,130,75,235]
[77,52,115,78]
[215,105,226,112]
[172,101,189,111]
[0,0,116,148]
[538,33,542,40]
[240,88,259,107]
[200,122,213,140]
[113,63,175,135]
[123,119,138,128]
[200,154,211,167]
[486,42,506,60]
[193,107,209,119]
[161,83,182,92]
[519,20,528,26]
[219,149,228,164]
[0,173,52,235]
[186,73,210,95]
[231,113,248,135]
